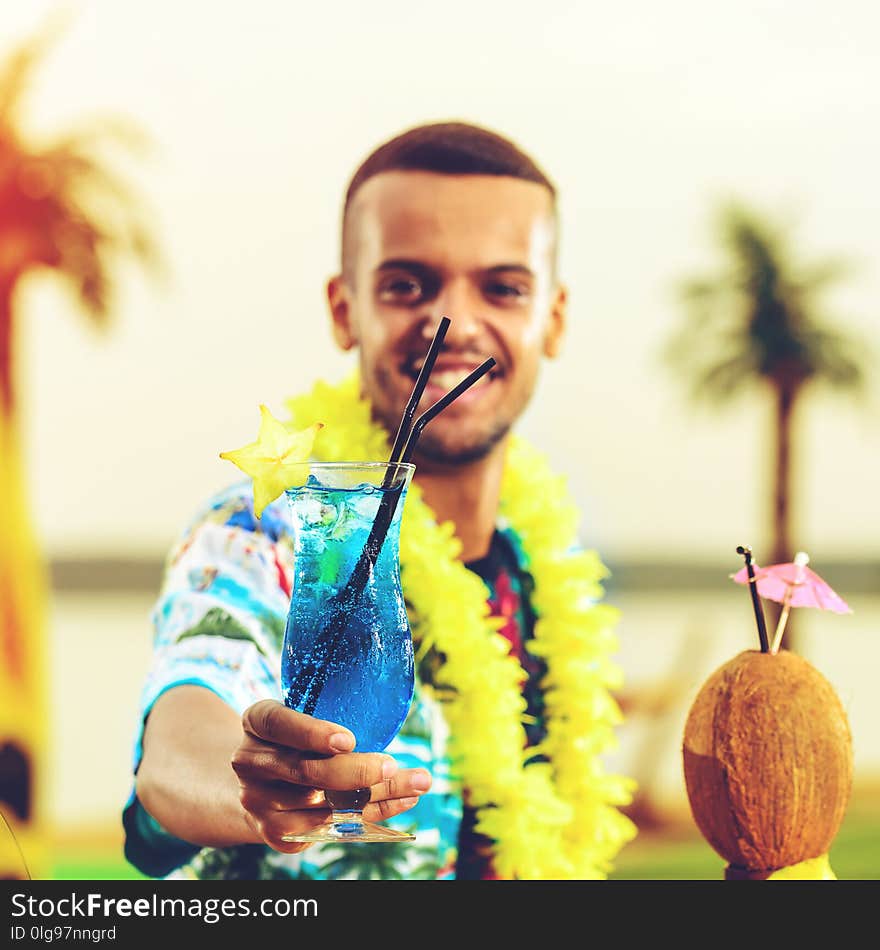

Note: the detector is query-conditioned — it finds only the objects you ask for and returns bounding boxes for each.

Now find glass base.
[281,813,415,844]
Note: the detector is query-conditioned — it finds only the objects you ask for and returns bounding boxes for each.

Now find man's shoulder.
[180,480,293,543]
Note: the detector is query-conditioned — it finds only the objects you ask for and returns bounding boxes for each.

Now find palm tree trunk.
[0,276,49,879]
[771,380,799,652]
[0,275,14,417]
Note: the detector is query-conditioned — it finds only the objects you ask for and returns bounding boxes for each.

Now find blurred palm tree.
[665,201,870,652]
[0,16,160,877]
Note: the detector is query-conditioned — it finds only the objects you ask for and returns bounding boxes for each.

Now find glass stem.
[325,788,371,814]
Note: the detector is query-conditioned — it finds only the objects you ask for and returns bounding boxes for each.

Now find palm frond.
[663,285,751,377]
[46,115,155,160]
[0,11,72,122]
[801,326,872,392]
[678,276,730,304]
[687,351,760,406]
[793,256,856,294]
[45,148,164,278]
[45,204,112,319]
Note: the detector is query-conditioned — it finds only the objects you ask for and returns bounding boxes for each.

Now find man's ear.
[326,275,358,351]
[542,284,567,358]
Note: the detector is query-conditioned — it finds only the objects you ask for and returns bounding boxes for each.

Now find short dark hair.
[341,121,557,283]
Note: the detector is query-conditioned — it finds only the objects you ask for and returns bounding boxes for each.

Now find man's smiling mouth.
[401,357,501,393]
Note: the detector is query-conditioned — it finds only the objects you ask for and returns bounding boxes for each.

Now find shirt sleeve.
[123,482,294,877]
[123,480,463,880]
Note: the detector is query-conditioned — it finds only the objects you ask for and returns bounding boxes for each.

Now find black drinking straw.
[736,544,770,653]
[387,316,451,470]
[399,358,496,465]
[352,355,497,592]
[287,326,497,714]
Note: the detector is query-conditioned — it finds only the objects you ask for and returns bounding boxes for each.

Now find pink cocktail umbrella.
[731,551,852,653]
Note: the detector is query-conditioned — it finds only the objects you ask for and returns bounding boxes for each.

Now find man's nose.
[420,284,481,346]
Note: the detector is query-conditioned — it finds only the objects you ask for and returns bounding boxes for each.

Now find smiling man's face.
[326,170,566,467]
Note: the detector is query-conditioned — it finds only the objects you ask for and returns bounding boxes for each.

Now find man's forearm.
[136,684,260,848]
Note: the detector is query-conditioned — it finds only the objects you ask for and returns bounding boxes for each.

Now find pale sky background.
[5,0,879,566]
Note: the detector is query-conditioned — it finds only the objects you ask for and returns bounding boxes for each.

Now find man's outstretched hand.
[231,699,432,853]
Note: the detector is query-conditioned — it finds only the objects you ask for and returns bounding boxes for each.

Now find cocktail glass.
[279,460,416,843]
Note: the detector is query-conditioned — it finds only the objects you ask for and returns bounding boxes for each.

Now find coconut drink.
[681,546,854,880]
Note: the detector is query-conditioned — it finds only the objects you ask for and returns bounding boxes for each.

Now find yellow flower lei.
[286,373,638,879]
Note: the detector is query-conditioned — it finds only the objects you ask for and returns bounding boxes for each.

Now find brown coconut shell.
[682,649,852,874]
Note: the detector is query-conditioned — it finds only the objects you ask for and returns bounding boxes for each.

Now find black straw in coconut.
[736,544,770,653]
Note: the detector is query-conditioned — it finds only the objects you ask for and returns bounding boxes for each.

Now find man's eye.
[378,278,423,302]
[485,282,527,300]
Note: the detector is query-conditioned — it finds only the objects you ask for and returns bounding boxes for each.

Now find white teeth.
[431,371,462,390]
[430,369,491,390]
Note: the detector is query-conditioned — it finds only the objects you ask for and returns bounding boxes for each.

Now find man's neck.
[411,442,507,563]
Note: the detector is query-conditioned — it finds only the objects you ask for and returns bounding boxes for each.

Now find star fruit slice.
[220,405,323,518]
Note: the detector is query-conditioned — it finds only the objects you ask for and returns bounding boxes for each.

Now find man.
[124,121,636,880]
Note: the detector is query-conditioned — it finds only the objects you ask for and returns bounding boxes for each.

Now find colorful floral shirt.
[123,480,544,880]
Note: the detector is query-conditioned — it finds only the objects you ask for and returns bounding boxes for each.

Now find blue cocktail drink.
[280,461,416,842]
